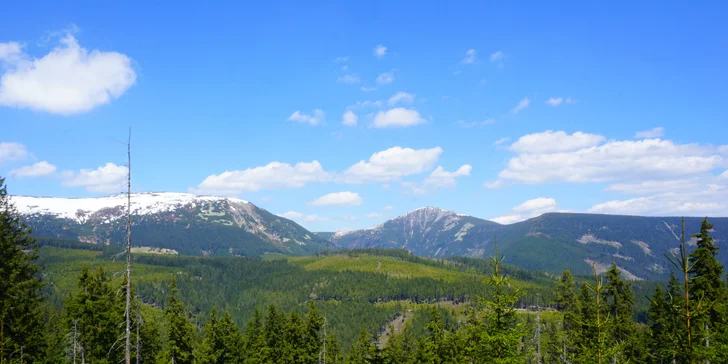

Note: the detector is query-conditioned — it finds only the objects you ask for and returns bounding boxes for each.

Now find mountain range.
[11,193,728,280]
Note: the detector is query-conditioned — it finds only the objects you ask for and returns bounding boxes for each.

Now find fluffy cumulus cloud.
[0,34,136,115]
[193,161,328,195]
[372,108,425,128]
[340,146,442,183]
[492,197,560,224]
[634,127,665,139]
[0,142,28,164]
[374,45,387,58]
[342,110,358,126]
[387,91,414,106]
[509,130,606,154]
[278,211,329,223]
[512,98,530,113]
[500,131,725,184]
[492,129,728,216]
[288,109,324,125]
[405,164,472,195]
[311,191,363,206]
[376,71,394,85]
[424,165,472,188]
[9,161,57,177]
[462,49,477,64]
[62,162,128,193]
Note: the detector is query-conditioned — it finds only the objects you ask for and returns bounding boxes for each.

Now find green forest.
[2,176,728,363]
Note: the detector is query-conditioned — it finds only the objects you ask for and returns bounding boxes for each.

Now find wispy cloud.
[489,50,504,65]
[512,98,531,113]
[376,71,395,85]
[333,56,349,62]
[342,110,358,126]
[387,92,414,106]
[288,109,325,125]
[462,49,477,64]
[634,127,665,139]
[337,74,360,84]
[374,45,387,58]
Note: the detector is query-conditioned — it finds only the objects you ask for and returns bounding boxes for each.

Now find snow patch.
[11,192,249,223]
[631,240,652,256]
[577,234,622,248]
[584,259,643,281]
[454,223,474,242]
[612,253,634,261]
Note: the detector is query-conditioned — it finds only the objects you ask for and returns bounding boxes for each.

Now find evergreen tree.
[263,304,290,363]
[0,177,45,363]
[65,266,122,364]
[688,218,726,361]
[479,241,529,363]
[165,279,195,364]
[243,309,265,364]
[323,330,344,364]
[304,301,324,363]
[348,328,379,364]
[648,285,671,363]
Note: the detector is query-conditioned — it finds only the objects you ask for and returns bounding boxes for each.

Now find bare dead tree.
[124,129,132,364]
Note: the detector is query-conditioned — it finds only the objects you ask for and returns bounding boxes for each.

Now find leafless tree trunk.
[124,130,132,364]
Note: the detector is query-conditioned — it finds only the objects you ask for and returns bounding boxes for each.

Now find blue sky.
[2,1,727,231]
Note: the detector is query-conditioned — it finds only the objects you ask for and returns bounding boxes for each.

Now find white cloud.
[0,34,136,115]
[374,45,387,58]
[372,108,425,128]
[333,56,349,62]
[634,127,665,139]
[546,97,563,106]
[348,100,384,110]
[387,91,414,106]
[0,142,28,164]
[499,131,727,184]
[483,180,503,189]
[720,170,728,180]
[493,137,510,146]
[492,197,559,224]
[62,162,127,193]
[288,109,324,126]
[376,71,394,85]
[366,212,384,219]
[340,146,442,183]
[383,205,395,211]
[462,49,477,64]
[424,165,472,188]
[193,161,328,195]
[342,110,358,126]
[361,86,377,92]
[278,211,330,223]
[311,191,363,206]
[511,98,531,113]
[510,130,606,154]
[545,97,573,106]
[489,51,504,64]
[337,74,360,84]
[9,161,57,177]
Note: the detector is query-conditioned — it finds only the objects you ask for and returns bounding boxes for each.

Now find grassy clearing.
[288,254,472,282]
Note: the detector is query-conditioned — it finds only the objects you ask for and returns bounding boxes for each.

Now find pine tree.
[218,311,244,364]
[263,304,290,364]
[65,266,122,364]
[648,285,671,362]
[688,218,726,361]
[324,330,344,364]
[479,240,529,363]
[195,308,221,364]
[243,309,265,364]
[304,301,324,363]
[165,279,195,364]
[0,177,45,363]
[348,328,379,364]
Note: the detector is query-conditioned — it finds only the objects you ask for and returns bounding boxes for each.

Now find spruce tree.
[304,301,324,363]
[243,309,265,364]
[324,330,344,364]
[688,218,726,361]
[348,328,379,364]
[165,279,195,364]
[0,177,44,363]
[648,285,671,362]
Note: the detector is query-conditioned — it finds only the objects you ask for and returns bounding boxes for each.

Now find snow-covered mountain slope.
[12,192,329,256]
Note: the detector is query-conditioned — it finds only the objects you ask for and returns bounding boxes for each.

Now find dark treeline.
[3,176,728,363]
